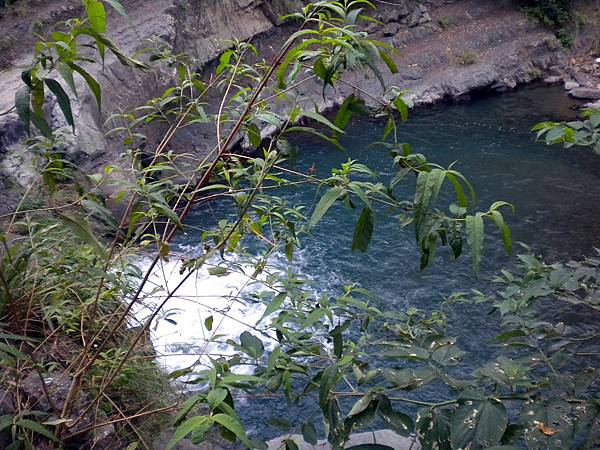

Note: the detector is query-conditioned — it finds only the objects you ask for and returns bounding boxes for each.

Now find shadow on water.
[176,85,600,438]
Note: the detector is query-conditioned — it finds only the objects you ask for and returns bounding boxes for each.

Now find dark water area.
[179,85,600,438]
[281,84,600,326]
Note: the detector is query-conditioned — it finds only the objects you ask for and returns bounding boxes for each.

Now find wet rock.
[564,80,580,91]
[543,76,561,84]
[569,88,600,100]
[382,22,401,37]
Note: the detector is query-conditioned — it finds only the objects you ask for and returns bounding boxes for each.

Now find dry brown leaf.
[538,422,560,436]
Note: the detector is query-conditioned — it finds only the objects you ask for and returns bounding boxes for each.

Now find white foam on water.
[136,252,273,378]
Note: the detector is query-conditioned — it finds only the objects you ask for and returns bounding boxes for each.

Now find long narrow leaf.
[44,78,74,130]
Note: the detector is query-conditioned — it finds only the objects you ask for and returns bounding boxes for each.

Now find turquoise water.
[173,85,600,438]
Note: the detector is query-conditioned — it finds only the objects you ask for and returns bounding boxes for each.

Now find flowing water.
[144,85,600,438]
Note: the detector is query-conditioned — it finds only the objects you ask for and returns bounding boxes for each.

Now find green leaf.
[431,345,466,366]
[334,95,357,139]
[302,111,345,135]
[207,388,228,409]
[302,308,327,329]
[383,115,396,141]
[208,267,229,277]
[172,394,204,426]
[319,365,340,414]
[216,50,233,76]
[0,342,28,360]
[488,210,512,255]
[30,112,54,139]
[466,213,485,273]
[285,439,300,450]
[15,86,31,135]
[69,63,102,110]
[451,397,508,450]
[381,367,437,389]
[0,416,14,434]
[267,416,292,430]
[414,168,446,242]
[57,213,108,261]
[0,333,40,342]
[377,397,414,436]
[204,315,213,331]
[379,49,398,74]
[262,292,286,318]
[167,416,212,450]
[44,78,74,130]
[309,186,343,227]
[212,414,252,448]
[246,123,262,148]
[352,207,374,252]
[393,96,409,123]
[239,331,264,358]
[417,408,452,450]
[83,0,106,33]
[349,393,373,416]
[302,422,319,445]
[381,345,429,360]
[16,419,58,442]
[445,173,468,208]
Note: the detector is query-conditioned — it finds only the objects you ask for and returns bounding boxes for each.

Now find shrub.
[515,0,573,46]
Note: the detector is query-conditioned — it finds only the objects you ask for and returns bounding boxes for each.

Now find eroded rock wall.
[0,0,580,214]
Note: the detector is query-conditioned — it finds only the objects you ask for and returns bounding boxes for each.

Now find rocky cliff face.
[0,0,581,214]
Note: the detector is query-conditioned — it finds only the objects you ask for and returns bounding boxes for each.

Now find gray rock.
[570,70,591,87]
[382,22,401,37]
[267,430,420,450]
[409,4,431,27]
[543,76,561,84]
[21,371,73,412]
[569,88,600,100]
[564,80,580,91]
[0,115,25,151]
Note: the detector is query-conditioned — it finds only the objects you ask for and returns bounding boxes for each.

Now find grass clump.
[452,50,478,65]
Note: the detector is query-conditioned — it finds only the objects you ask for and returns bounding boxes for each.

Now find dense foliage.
[0,1,598,449]
[514,0,573,45]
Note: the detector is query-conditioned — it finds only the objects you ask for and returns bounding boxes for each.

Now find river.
[141,85,600,439]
